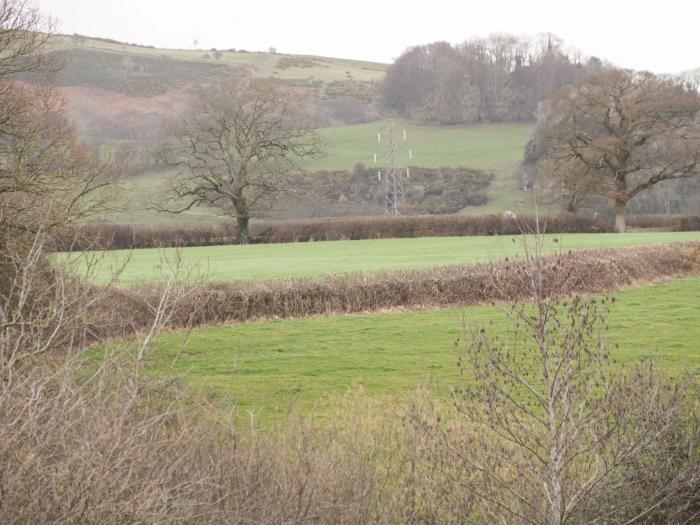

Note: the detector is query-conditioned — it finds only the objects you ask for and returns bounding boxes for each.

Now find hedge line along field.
[78,231,700,284]
[79,241,700,341]
[144,275,700,422]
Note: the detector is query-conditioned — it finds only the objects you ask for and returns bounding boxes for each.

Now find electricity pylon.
[373,121,412,216]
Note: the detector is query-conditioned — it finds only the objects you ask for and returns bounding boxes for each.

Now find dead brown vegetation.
[90,241,700,339]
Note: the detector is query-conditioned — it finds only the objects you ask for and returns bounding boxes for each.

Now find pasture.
[310,120,532,171]
[144,274,700,421]
[76,231,700,285]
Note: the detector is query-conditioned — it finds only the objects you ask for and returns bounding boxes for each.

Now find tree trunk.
[614,199,626,233]
[236,216,250,244]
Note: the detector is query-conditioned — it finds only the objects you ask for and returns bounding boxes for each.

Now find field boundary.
[88,241,700,340]
[56,214,700,252]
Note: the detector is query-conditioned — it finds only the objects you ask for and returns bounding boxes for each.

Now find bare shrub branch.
[408,234,700,524]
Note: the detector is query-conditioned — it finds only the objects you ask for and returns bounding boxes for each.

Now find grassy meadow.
[143,274,700,422]
[76,231,700,285]
[310,120,532,171]
[309,120,534,215]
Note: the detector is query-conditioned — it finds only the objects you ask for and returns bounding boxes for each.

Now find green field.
[102,169,229,225]
[77,232,700,284]
[52,36,541,224]
[311,120,534,216]
[144,275,700,421]
[311,120,532,171]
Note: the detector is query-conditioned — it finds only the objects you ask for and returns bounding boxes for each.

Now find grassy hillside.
[49,34,385,93]
[143,275,700,421]
[311,120,532,171]
[312,120,534,216]
[72,232,700,285]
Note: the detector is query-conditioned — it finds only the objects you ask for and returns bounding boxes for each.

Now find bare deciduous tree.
[381,33,591,125]
[0,0,56,79]
[535,69,700,232]
[0,84,120,233]
[0,1,119,236]
[159,78,323,243]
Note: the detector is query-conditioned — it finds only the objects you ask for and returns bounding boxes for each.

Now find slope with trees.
[43,34,385,154]
[380,34,600,124]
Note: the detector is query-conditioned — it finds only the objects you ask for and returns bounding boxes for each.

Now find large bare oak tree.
[160,78,323,243]
[535,69,700,232]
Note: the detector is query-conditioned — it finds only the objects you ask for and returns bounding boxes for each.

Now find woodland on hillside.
[380,34,600,124]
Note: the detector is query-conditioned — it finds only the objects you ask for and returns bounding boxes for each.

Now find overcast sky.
[36,0,699,74]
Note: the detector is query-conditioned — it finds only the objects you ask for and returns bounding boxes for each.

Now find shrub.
[627,213,700,231]
[407,236,700,523]
[679,215,700,232]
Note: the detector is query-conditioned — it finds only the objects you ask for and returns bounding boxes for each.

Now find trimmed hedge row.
[55,214,700,252]
[91,241,700,339]
[627,214,700,231]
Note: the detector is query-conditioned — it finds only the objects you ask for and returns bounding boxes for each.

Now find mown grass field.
[143,275,700,422]
[78,232,700,285]
[310,120,532,171]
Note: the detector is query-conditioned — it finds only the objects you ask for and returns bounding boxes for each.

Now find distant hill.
[42,35,387,152]
[49,34,385,95]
